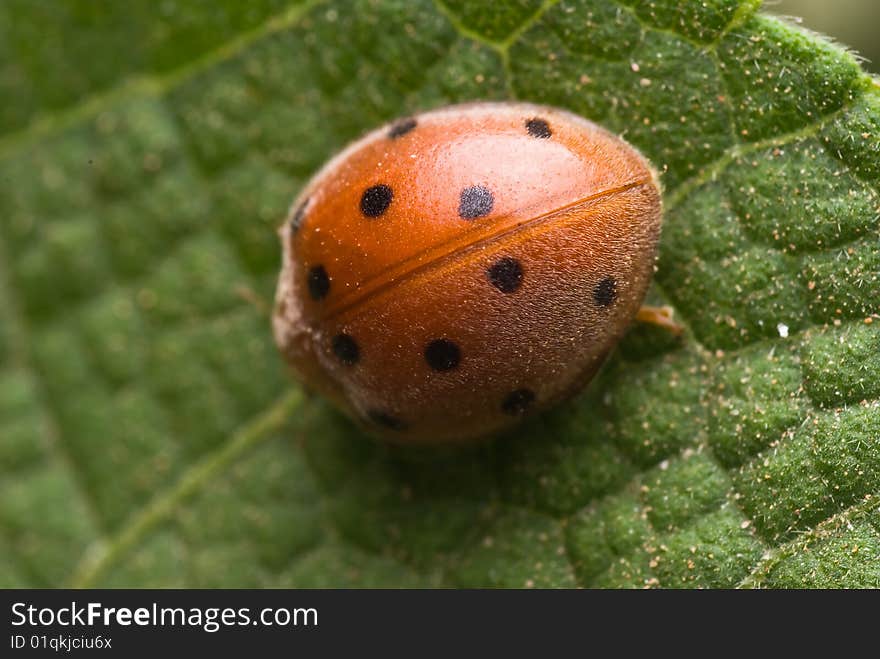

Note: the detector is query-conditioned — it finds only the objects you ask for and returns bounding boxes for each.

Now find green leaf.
[1,0,878,589]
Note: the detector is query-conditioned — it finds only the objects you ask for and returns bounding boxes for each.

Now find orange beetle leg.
[635,305,684,335]
[235,284,272,318]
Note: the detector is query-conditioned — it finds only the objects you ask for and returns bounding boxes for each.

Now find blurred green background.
[768,0,878,73]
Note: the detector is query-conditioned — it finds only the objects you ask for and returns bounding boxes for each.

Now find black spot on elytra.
[367,409,407,431]
[458,185,493,220]
[307,265,330,300]
[487,257,524,294]
[360,184,393,217]
[290,197,309,232]
[424,338,461,372]
[388,117,417,138]
[501,388,535,415]
[593,276,618,307]
[526,117,552,139]
[332,333,359,365]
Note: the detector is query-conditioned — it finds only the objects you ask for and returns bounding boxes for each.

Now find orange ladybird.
[273,102,663,444]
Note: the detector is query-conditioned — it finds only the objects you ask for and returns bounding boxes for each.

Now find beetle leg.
[235,284,273,318]
[635,305,684,335]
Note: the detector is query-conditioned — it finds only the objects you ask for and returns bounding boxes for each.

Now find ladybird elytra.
[273,102,663,444]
